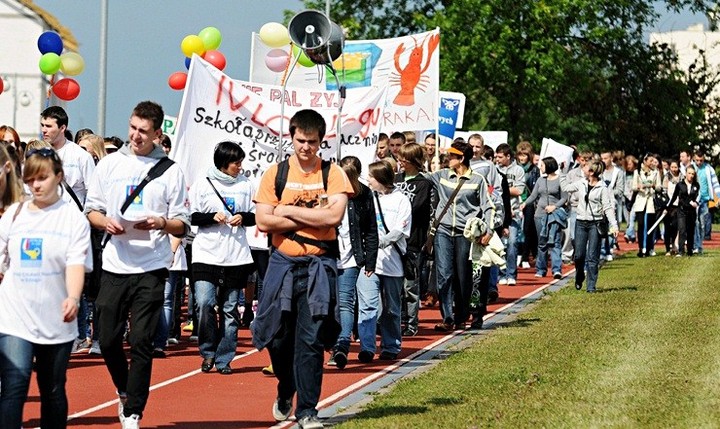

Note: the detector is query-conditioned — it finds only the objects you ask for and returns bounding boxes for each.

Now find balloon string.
[45,74,56,108]
[280,44,295,86]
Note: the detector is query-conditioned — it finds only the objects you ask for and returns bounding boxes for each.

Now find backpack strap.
[120,157,175,215]
[274,158,331,202]
[61,181,84,211]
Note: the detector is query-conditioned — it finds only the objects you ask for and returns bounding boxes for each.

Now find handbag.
[423,175,469,255]
[374,191,416,280]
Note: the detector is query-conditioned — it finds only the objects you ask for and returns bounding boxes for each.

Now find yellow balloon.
[259,22,290,48]
[181,35,205,58]
[60,52,85,76]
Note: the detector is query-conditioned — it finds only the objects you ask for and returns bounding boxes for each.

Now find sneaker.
[534,273,544,278]
[201,357,215,373]
[121,414,140,429]
[71,338,92,354]
[605,254,613,262]
[498,278,508,285]
[358,350,374,363]
[88,341,101,355]
[379,351,398,360]
[402,327,418,337]
[167,337,179,345]
[298,415,324,429]
[332,350,348,369]
[521,261,531,269]
[262,364,274,375]
[488,289,499,303]
[152,348,166,358]
[182,321,194,332]
[648,250,656,257]
[117,392,128,422]
[272,397,293,421]
[470,317,483,329]
[507,278,516,286]
[553,272,562,280]
[326,354,337,366]
[189,335,198,342]
[433,321,454,332]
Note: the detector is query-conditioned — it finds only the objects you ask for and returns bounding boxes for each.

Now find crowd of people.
[0,105,718,429]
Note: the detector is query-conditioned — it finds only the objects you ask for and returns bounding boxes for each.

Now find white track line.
[63,274,570,427]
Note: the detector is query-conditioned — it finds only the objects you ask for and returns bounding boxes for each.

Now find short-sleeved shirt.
[254,156,352,257]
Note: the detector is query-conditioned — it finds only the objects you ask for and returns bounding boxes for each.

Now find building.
[0,0,78,143]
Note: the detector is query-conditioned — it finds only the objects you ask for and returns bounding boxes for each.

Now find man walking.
[252,109,352,429]
[85,101,190,429]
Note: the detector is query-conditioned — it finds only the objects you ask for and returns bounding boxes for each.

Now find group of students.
[1,101,717,429]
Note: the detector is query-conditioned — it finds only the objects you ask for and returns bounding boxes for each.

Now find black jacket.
[346,183,379,272]
[395,172,434,252]
[668,180,700,214]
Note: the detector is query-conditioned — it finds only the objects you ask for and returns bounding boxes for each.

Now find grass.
[336,250,720,428]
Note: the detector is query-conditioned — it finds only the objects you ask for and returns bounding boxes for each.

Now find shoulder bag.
[423,175,469,255]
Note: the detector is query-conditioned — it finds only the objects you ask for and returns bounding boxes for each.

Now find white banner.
[250,29,440,131]
[540,138,574,172]
[172,56,387,189]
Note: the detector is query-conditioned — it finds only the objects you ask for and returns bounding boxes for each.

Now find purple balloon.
[185,57,191,70]
[37,31,63,55]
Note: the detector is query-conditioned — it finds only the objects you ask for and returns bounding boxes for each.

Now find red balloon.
[202,50,226,71]
[52,78,80,101]
[0,78,4,94]
[168,72,187,90]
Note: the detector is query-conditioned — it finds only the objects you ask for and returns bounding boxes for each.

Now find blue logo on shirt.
[20,238,43,267]
[224,197,236,213]
[126,185,143,205]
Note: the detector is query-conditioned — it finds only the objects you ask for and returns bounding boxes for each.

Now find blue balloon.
[185,57,191,70]
[37,31,64,55]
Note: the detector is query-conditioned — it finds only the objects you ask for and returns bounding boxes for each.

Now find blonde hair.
[79,134,108,160]
[25,139,52,153]
[0,145,23,212]
[23,148,64,183]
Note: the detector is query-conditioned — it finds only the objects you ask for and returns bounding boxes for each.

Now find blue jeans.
[500,218,521,280]
[195,279,243,368]
[356,273,403,355]
[154,271,181,349]
[694,202,709,253]
[625,208,636,239]
[267,263,333,420]
[534,215,563,275]
[0,334,73,429]
[434,232,473,325]
[77,294,90,340]
[335,266,360,353]
[574,220,601,292]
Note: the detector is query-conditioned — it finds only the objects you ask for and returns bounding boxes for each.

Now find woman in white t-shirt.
[356,160,412,363]
[0,147,91,428]
[190,141,255,374]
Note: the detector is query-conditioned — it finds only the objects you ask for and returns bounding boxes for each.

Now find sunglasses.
[25,147,60,161]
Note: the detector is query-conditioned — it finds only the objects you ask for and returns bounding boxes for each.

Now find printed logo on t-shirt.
[224,197,236,213]
[20,238,43,267]
[126,185,143,205]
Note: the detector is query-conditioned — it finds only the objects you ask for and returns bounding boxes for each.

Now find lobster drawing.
[391,33,440,106]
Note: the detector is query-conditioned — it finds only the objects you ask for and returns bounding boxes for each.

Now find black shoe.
[454,322,466,330]
[434,321,454,332]
[637,251,645,258]
[488,289,499,303]
[470,317,483,330]
[333,350,348,370]
[575,271,585,290]
[358,350,374,363]
[379,351,398,360]
[217,365,232,375]
[152,348,166,358]
[402,327,418,337]
[201,357,215,373]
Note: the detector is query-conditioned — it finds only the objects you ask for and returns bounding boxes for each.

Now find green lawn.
[337,250,720,428]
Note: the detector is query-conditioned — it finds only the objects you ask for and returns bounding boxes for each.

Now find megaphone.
[288,10,344,66]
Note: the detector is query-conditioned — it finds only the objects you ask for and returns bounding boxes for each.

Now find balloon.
[203,50,226,70]
[39,53,62,75]
[168,72,187,90]
[181,35,205,58]
[52,78,80,101]
[37,31,63,55]
[0,79,3,94]
[185,57,192,70]
[265,49,290,73]
[291,45,315,68]
[259,22,290,48]
[60,52,85,76]
[198,26,222,50]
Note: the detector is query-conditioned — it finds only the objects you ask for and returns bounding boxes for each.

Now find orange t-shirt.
[254,156,352,256]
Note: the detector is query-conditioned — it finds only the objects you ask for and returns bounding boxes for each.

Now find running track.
[20,233,718,428]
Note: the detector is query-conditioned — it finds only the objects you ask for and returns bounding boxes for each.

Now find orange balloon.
[168,72,187,90]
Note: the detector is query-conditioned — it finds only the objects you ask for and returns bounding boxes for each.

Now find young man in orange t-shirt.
[252,109,352,429]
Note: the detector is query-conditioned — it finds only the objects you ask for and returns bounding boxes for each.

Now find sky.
[31,1,709,140]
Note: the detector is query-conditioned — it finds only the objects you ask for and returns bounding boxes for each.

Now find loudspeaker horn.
[288,10,344,66]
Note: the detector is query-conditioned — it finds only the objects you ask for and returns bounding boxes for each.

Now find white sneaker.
[88,341,101,355]
[649,250,656,257]
[521,261,531,269]
[122,414,140,429]
[605,254,613,262]
[498,278,508,285]
[507,278,516,285]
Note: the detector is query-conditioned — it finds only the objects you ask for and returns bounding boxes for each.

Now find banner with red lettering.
[249,29,440,132]
[172,56,387,189]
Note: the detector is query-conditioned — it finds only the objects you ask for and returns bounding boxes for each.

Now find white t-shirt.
[373,189,412,277]
[84,151,189,274]
[336,209,357,270]
[56,139,95,207]
[0,199,91,344]
[190,176,255,266]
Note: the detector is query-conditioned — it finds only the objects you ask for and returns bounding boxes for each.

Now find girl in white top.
[356,160,412,362]
[0,147,91,428]
[190,141,255,374]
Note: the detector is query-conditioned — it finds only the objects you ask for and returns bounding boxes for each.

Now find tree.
[291,0,719,159]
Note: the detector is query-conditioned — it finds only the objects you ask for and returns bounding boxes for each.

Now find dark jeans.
[636,210,656,253]
[434,232,473,325]
[0,334,73,429]
[96,269,166,418]
[267,264,332,420]
[677,209,697,255]
[664,207,678,252]
[574,220,601,292]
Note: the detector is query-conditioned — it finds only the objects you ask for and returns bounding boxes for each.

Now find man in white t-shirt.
[41,106,95,208]
[85,101,190,429]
